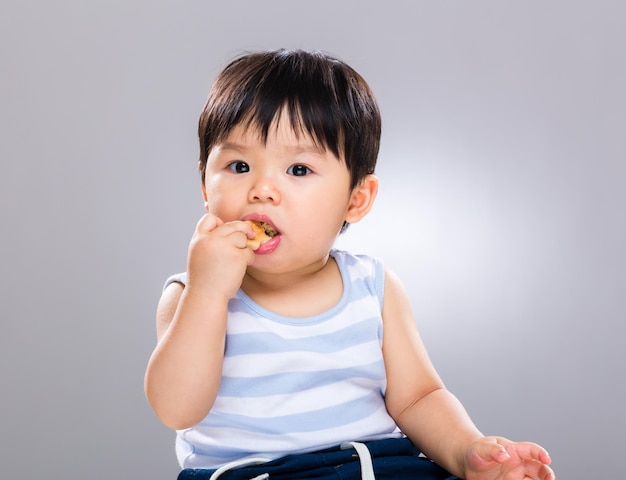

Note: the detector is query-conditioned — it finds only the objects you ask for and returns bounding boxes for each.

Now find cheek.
[203,181,231,215]
[295,187,351,232]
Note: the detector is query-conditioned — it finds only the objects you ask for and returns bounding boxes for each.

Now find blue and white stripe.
[167,249,402,469]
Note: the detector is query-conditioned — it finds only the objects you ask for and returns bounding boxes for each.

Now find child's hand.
[186,213,255,299]
[463,436,555,480]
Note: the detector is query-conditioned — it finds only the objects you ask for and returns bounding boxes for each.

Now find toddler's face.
[202,117,355,271]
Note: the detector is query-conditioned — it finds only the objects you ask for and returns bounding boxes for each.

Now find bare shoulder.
[381,268,414,327]
[156,281,185,342]
[381,266,433,354]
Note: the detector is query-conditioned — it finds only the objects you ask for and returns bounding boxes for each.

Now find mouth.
[253,232,281,255]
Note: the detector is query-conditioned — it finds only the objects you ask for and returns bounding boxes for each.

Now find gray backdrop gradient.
[1,1,624,479]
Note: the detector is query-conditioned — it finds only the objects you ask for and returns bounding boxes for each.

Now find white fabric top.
[164,249,402,469]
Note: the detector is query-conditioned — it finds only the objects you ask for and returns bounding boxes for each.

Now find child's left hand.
[463,436,555,480]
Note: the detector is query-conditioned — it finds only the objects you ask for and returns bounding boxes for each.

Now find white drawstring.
[208,457,271,480]
[341,441,376,480]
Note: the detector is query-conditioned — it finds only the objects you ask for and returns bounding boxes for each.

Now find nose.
[248,170,281,203]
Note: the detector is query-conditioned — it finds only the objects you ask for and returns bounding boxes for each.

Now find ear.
[345,174,378,224]
[201,181,209,211]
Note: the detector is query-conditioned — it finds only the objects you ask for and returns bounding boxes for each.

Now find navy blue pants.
[177,438,458,479]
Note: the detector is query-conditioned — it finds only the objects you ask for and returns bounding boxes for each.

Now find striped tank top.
[164,249,402,469]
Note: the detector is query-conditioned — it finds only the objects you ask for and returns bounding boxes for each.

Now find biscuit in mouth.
[245,220,278,250]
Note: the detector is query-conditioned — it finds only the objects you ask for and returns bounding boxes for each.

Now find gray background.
[1,1,624,478]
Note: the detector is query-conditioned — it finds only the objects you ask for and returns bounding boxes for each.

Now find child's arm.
[144,213,254,430]
[382,269,554,479]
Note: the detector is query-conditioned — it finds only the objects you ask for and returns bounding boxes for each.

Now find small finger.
[221,221,256,248]
[474,438,510,463]
[504,441,552,465]
[222,220,253,236]
[196,213,223,233]
[512,459,555,480]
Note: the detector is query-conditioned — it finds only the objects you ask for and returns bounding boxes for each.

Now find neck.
[240,254,343,318]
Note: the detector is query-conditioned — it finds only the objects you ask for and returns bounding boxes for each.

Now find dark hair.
[198,49,381,190]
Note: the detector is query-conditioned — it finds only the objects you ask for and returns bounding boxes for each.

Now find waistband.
[177,437,457,480]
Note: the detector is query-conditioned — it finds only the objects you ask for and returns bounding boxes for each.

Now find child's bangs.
[237,91,344,159]
[238,98,343,158]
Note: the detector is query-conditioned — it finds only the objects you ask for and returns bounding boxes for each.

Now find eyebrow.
[219,140,327,157]
[219,142,249,153]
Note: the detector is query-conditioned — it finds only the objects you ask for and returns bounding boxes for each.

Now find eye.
[228,161,250,173]
[287,164,311,177]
